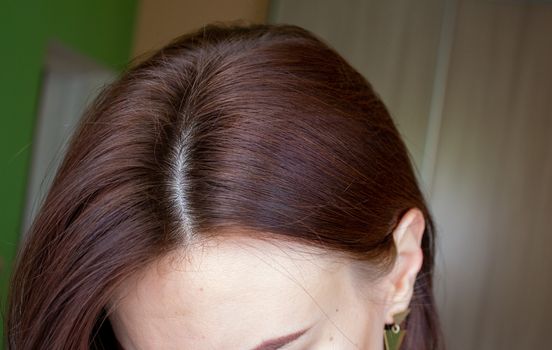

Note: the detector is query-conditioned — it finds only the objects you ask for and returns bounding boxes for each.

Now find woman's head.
[6,21,443,349]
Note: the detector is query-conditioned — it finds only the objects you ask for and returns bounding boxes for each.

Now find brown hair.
[5,21,444,349]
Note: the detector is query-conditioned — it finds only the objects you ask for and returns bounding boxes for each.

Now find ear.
[383,207,425,325]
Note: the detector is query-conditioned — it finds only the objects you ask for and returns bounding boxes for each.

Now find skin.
[108,208,425,350]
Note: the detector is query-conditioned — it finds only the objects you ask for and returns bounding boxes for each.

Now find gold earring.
[384,308,410,350]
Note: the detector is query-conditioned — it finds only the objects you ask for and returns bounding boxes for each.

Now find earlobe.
[383,207,425,325]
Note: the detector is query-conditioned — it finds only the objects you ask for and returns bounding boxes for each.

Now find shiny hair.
[5,21,444,349]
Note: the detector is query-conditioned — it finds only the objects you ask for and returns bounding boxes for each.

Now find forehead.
[109,238,355,350]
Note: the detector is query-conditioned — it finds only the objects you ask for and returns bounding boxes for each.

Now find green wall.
[0,0,138,346]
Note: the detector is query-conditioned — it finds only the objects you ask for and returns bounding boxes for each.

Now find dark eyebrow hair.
[250,326,312,350]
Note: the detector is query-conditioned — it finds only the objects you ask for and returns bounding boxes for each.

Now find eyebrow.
[250,326,312,350]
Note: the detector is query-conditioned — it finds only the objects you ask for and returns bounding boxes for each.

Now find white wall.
[22,41,115,236]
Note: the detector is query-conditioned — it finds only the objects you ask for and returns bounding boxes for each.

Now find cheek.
[357,310,386,350]
[340,304,385,350]
[304,296,386,349]
[109,312,144,350]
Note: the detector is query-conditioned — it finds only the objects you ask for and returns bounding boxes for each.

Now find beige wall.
[269,0,445,181]
[430,1,552,349]
[129,1,552,348]
[131,0,269,60]
[271,1,552,349]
